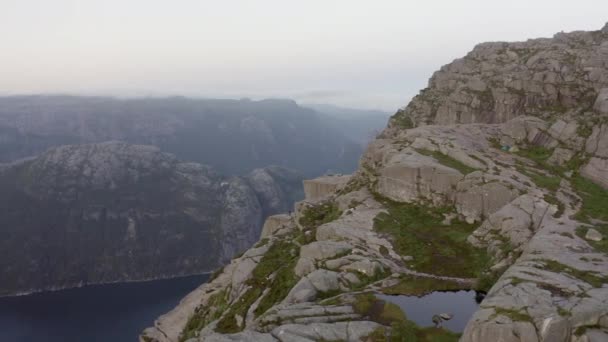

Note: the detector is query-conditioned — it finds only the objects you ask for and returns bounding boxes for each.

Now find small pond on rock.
[376,290,481,332]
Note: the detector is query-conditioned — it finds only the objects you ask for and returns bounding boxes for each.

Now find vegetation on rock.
[416,149,477,175]
[355,293,461,342]
[373,195,489,279]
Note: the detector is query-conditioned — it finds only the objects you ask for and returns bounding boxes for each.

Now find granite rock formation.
[142,24,608,342]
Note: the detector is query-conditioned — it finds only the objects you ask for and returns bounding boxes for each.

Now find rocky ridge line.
[141,24,608,342]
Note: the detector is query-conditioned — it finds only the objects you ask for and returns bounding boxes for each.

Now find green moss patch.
[415,149,477,175]
[381,275,469,296]
[492,307,533,323]
[214,238,300,334]
[299,201,342,229]
[540,259,606,288]
[391,109,415,129]
[515,145,553,165]
[572,174,608,222]
[180,289,229,341]
[373,195,490,278]
[515,165,561,192]
[251,240,300,317]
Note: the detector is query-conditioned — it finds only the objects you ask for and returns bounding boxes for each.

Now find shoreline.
[0,271,213,299]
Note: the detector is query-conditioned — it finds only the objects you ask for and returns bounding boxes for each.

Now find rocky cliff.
[0,142,302,296]
[141,24,608,342]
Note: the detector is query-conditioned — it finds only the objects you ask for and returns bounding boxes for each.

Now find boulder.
[461,321,539,342]
[303,175,351,200]
[594,88,608,114]
[285,270,340,303]
[580,157,608,189]
[300,241,352,261]
[548,148,575,166]
[585,228,603,242]
[585,124,608,158]
[376,151,463,203]
[455,179,519,223]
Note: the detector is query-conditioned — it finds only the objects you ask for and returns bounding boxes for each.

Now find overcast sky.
[1,0,606,111]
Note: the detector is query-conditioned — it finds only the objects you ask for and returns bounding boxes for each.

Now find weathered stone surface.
[387,26,608,130]
[594,88,608,113]
[271,321,380,342]
[581,157,608,189]
[376,150,463,203]
[303,175,351,200]
[461,321,539,342]
[300,241,352,261]
[260,214,293,239]
[201,331,277,342]
[294,257,316,277]
[455,178,519,223]
[585,124,608,158]
[548,147,575,166]
[284,270,340,304]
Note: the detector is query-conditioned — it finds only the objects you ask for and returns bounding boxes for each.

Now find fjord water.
[0,274,209,342]
[377,290,480,332]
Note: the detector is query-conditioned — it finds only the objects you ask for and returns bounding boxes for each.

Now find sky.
[0,1,606,111]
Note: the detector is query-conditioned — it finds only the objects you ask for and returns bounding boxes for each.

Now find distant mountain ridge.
[0,96,363,176]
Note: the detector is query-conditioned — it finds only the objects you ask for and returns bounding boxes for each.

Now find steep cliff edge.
[142,24,608,342]
[0,142,302,296]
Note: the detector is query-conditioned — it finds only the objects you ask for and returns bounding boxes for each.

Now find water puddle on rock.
[376,290,482,332]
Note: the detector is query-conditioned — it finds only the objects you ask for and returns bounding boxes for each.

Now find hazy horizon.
[1,0,607,111]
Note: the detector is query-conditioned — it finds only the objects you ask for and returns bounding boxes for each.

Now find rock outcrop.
[0,142,303,296]
[302,175,351,200]
[143,24,608,342]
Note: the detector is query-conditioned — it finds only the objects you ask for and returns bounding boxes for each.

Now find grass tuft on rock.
[572,174,608,222]
[372,195,489,279]
[381,275,469,296]
[180,289,229,341]
[299,201,342,228]
[415,149,477,175]
[492,307,533,323]
[540,259,606,288]
[213,237,300,334]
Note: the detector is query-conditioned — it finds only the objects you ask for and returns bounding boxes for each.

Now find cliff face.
[142,24,608,342]
[388,23,608,129]
[0,142,302,296]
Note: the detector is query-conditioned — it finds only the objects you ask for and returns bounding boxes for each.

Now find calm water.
[377,290,480,332]
[0,274,209,342]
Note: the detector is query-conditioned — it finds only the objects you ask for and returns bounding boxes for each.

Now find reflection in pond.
[376,290,480,332]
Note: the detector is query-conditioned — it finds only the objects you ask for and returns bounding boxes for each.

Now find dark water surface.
[0,274,209,342]
[377,290,480,332]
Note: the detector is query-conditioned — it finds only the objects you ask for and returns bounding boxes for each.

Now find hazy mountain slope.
[0,142,302,296]
[304,103,391,146]
[142,23,608,342]
[0,96,361,176]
